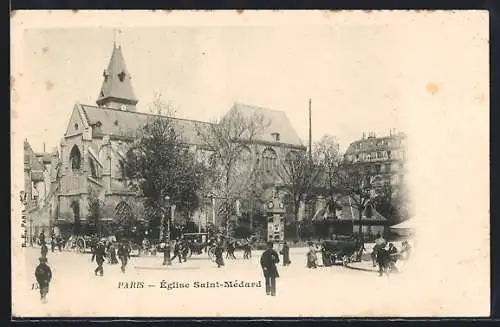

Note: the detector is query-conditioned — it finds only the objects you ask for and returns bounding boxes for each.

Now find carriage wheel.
[208,247,216,262]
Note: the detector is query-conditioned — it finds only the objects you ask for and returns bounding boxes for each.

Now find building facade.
[25,43,306,239]
[344,131,407,194]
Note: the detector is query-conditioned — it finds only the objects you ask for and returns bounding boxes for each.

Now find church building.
[26,42,306,239]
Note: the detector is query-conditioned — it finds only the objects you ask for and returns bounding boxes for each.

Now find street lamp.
[159,195,170,243]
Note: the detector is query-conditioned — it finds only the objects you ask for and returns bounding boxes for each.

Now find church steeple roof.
[96,44,138,111]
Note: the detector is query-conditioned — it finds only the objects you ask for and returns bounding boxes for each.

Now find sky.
[14,11,486,155]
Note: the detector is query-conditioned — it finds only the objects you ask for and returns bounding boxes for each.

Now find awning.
[87,147,103,167]
[390,218,414,229]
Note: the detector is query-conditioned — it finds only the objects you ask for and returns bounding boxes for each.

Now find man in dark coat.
[117,242,131,273]
[376,245,390,277]
[109,243,119,265]
[35,257,52,303]
[215,241,225,268]
[162,241,172,266]
[180,238,189,262]
[170,240,184,263]
[50,233,56,252]
[387,243,399,273]
[260,242,280,296]
[39,231,46,246]
[91,241,106,276]
[280,242,291,266]
[225,238,236,259]
[41,242,48,259]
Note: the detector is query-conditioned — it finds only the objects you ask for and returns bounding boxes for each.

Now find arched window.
[261,148,277,172]
[70,145,82,171]
[118,160,127,180]
[115,201,134,225]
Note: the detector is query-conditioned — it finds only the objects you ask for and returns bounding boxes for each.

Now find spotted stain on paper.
[426,82,440,95]
[46,80,54,91]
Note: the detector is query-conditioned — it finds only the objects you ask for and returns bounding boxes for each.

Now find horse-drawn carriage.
[320,236,364,266]
[68,235,97,253]
[181,233,213,259]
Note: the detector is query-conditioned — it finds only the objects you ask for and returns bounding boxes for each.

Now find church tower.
[96,43,138,111]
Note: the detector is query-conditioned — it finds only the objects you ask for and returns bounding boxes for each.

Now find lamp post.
[159,195,170,243]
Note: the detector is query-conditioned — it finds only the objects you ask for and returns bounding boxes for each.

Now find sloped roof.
[339,205,387,221]
[24,140,46,176]
[96,45,138,106]
[81,104,212,145]
[345,133,406,155]
[223,103,304,146]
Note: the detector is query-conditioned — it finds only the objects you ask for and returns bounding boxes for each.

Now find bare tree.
[337,165,374,235]
[314,135,342,215]
[194,108,270,234]
[279,150,322,236]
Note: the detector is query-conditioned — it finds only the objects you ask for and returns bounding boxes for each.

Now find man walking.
[41,241,48,259]
[170,240,183,264]
[35,257,52,303]
[215,241,225,268]
[117,242,131,273]
[280,242,291,266]
[260,242,280,296]
[91,241,106,276]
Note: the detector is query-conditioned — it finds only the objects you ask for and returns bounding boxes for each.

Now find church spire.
[96,41,138,111]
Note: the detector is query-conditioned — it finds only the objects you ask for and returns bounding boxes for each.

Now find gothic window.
[115,201,133,225]
[70,145,81,171]
[262,148,278,172]
[89,158,98,178]
[118,160,127,180]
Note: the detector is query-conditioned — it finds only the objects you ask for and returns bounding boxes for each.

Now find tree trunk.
[358,209,363,235]
[294,201,301,240]
[159,213,165,242]
[249,210,253,231]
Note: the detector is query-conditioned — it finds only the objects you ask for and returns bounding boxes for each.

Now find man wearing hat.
[260,242,280,296]
[35,257,52,303]
[117,242,131,273]
[91,241,107,276]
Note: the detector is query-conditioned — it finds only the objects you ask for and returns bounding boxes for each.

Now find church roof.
[80,104,212,145]
[223,103,304,147]
[96,45,138,106]
[79,102,304,148]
